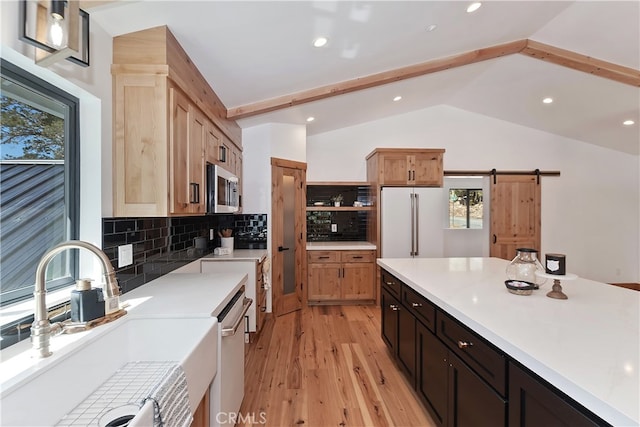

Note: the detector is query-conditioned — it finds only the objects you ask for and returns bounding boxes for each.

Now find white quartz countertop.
[201,249,267,262]
[122,272,247,317]
[377,257,639,426]
[307,241,377,251]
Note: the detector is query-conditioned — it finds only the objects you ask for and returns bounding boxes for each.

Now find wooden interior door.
[490,175,541,260]
[271,158,307,316]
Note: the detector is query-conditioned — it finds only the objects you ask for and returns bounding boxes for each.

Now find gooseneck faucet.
[31,240,121,358]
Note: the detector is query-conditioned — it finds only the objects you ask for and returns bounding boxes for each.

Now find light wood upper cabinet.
[366,148,445,187]
[205,120,222,167]
[113,73,170,217]
[169,87,191,214]
[112,26,242,217]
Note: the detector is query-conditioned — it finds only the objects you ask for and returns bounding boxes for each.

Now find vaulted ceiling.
[88,1,640,154]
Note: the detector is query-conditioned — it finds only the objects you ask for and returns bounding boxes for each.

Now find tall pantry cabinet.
[111,26,243,217]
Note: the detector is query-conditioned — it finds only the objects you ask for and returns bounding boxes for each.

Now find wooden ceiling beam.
[226,39,640,120]
[226,39,528,120]
[521,40,640,87]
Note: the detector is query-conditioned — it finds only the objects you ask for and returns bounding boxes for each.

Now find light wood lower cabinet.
[255,258,267,332]
[191,387,210,427]
[307,250,375,304]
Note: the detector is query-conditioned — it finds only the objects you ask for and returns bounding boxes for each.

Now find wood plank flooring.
[238,305,437,427]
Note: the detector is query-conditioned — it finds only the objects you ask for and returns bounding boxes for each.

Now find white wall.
[307,105,640,283]
[242,122,307,312]
[1,1,114,277]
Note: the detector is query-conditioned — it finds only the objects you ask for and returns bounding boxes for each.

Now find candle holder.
[535,271,578,299]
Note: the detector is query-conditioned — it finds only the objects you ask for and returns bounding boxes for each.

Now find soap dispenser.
[70,279,105,322]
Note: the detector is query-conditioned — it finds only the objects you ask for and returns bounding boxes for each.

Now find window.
[449,189,483,229]
[0,60,79,306]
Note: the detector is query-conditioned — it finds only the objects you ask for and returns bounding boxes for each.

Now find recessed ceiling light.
[467,2,482,13]
[542,97,554,104]
[393,96,402,102]
[426,24,437,32]
[306,117,315,122]
[623,120,635,126]
[313,37,328,48]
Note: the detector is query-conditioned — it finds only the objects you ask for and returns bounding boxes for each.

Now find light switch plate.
[118,244,133,268]
[331,224,337,232]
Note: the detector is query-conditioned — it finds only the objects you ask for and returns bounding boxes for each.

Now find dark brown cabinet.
[383,270,505,427]
[417,321,449,426]
[397,302,417,385]
[381,288,399,354]
[416,317,507,427]
[436,310,506,396]
[381,276,416,384]
[509,363,603,427]
[448,351,507,427]
[380,268,605,427]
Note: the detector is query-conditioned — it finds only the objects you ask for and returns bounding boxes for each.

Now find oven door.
[210,289,252,426]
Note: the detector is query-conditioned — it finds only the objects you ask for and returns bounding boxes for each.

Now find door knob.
[278,246,290,252]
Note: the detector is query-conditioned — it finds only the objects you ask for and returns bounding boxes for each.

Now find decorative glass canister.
[506,248,546,288]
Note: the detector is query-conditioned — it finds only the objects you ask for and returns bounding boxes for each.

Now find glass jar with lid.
[506,248,547,288]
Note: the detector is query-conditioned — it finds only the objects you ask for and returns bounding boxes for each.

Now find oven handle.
[221,297,253,337]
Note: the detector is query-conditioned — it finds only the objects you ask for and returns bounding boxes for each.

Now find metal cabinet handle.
[221,297,253,337]
[319,256,330,259]
[411,302,423,308]
[390,304,400,311]
[385,281,394,286]
[352,256,363,259]
[189,182,200,204]
[457,340,474,349]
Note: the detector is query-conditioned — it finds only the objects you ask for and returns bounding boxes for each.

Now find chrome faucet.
[31,240,121,358]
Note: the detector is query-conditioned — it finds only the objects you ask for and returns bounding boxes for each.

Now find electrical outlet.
[210,228,215,240]
[118,244,133,268]
[331,224,337,232]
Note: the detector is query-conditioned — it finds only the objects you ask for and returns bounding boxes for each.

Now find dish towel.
[141,364,193,427]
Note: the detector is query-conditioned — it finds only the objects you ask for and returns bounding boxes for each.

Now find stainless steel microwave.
[207,164,239,213]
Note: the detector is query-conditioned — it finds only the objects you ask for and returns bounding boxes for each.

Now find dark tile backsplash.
[306,211,368,242]
[1,214,268,349]
[102,213,267,294]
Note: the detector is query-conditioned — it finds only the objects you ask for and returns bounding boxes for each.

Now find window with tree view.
[449,189,483,229]
[0,60,78,306]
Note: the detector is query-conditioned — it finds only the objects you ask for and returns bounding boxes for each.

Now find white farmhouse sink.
[0,315,218,426]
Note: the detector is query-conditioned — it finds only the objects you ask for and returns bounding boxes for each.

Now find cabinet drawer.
[437,310,506,396]
[381,270,402,298]
[308,251,339,263]
[401,285,436,333]
[341,251,375,263]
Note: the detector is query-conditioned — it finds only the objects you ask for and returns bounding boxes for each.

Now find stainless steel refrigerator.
[380,187,445,258]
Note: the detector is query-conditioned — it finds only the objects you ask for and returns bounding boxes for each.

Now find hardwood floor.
[238,305,436,427]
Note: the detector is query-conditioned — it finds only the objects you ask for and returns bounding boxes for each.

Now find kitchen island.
[378,257,639,427]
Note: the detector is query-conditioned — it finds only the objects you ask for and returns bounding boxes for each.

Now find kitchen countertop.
[122,272,248,317]
[201,249,267,262]
[377,257,639,426]
[307,241,377,251]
